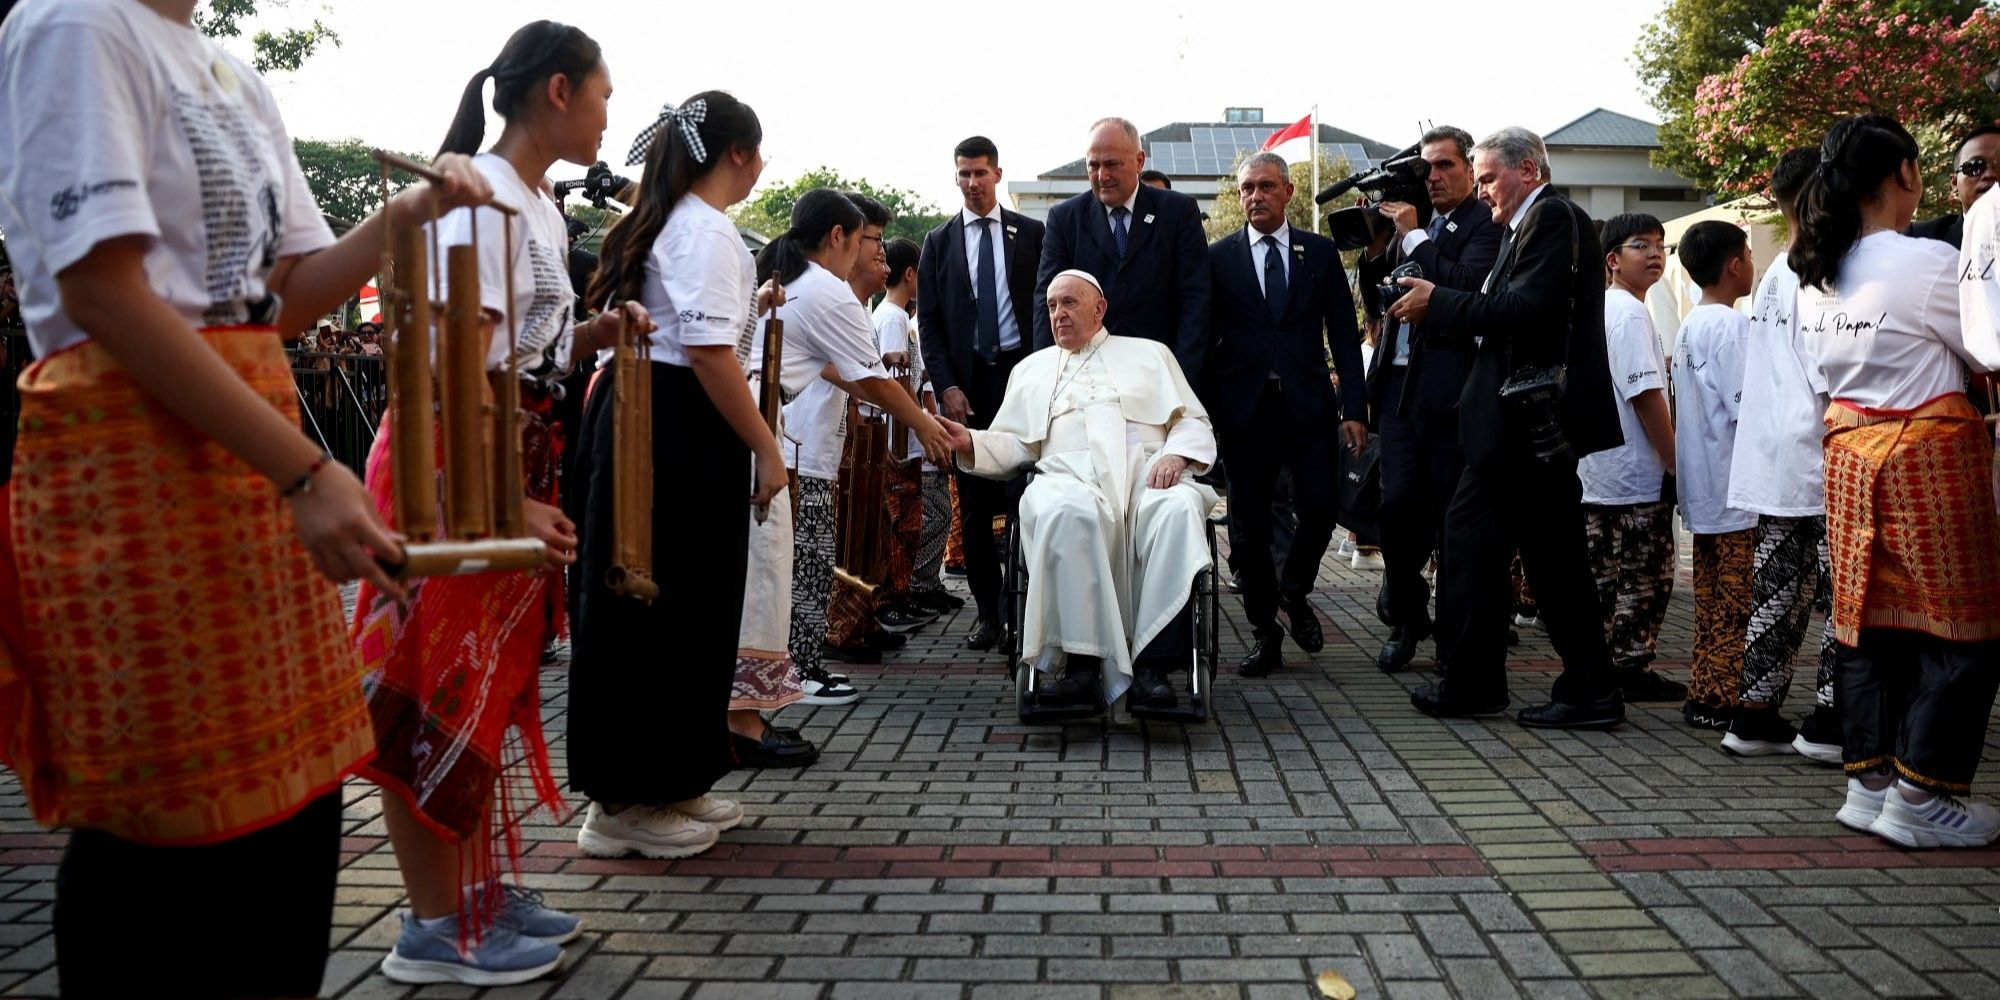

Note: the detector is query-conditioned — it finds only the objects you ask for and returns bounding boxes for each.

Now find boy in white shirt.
[872,237,955,627]
[1578,214,1684,701]
[1671,221,1758,732]
[1726,149,1842,761]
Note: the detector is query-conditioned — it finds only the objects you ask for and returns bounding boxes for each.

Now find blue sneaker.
[379,912,563,986]
[495,884,583,944]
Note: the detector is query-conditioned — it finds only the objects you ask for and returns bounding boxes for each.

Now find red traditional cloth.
[0,329,373,844]
[350,385,568,930]
[1823,393,2000,646]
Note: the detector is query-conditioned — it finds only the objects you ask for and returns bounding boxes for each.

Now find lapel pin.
[1292,244,1305,253]
[1005,224,1017,236]
[1445,220,1459,233]
[1143,213,1155,225]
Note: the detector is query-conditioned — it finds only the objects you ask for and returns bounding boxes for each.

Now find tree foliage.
[1633,0,1798,186]
[292,139,422,229]
[1202,149,1352,242]
[194,0,339,75]
[1685,0,2000,210]
[729,167,949,244]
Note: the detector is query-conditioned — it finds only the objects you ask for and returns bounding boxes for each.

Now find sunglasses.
[1961,157,1995,178]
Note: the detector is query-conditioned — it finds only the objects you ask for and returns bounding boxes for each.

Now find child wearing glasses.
[1579,213,1681,707]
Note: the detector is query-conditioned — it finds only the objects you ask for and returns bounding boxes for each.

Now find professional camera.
[1378,261,1423,314]
[553,161,633,210]
[1496,364,1572,464]
[1313,141,1433,251]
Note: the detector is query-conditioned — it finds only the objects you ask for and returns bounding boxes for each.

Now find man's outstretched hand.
[935,415,974,456]
[1148,454,1189,489]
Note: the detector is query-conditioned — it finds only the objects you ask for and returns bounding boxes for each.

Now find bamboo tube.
[391,539,549,579]
[440,242,490,538]
[389,222,437,543]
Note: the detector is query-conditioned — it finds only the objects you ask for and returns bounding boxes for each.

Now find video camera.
[553,161,633,210]
[1313,141,1432,251]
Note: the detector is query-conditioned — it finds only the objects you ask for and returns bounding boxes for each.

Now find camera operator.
[1356,125,1502,674]
[1386,126,1624,730]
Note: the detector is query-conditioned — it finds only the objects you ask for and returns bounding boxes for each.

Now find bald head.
[1047,272,1107,351]
[1087,117,1145,210]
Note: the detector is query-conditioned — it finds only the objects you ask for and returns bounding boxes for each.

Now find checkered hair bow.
[626,99,708,167]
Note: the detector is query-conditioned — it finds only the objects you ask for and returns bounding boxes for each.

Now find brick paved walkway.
[3,531,1998,998]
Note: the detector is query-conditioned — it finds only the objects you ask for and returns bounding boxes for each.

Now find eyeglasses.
[860,234,885,245]
[1612,241,1670,255]
[1959,157,1996,178]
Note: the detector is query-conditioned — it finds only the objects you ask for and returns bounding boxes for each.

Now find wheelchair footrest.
[1129,695,1208,723]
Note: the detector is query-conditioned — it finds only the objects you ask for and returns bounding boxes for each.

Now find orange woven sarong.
[0,329,372,844]
[1823,393,2000,646]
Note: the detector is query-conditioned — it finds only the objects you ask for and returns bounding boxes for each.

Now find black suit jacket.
[1034,184,1212,383]
[1358,197,1503,420]
[916,207,1045,408]
[1205,225,1365,433]
[1907,212,1964,250]
[1426,187,1621,467]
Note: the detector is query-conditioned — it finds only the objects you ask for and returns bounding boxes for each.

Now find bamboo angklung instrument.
[832,397,892,596]
[886,358,921,466]
[754,300,784,524]
[604,307,658,601]
[373,149,548,579]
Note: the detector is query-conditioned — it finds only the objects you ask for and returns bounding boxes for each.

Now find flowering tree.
[1686,0,2000,210]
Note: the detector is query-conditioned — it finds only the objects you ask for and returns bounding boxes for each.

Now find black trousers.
[1837,629,2000,793]
[1438,435,1614,704]
[1225,467,1295,580]
[1220,383,1338,634]
[57,792,341,998]
[1375,370,1464,636]
[958,346,1026,626]
[569,362,748,805]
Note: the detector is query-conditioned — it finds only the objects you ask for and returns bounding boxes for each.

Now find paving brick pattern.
[3,530,1998,998]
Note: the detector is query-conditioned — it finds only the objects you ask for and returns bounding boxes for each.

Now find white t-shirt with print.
[641,195,757,368]
[1729,256,1827,517]
[1800,231,1974,410]
[1579,287,1670,506]
[432,153,573,381]
[1673,303,1755,535]
[758,263,888,480]
[872,299,926,464]
[0,0,333,357]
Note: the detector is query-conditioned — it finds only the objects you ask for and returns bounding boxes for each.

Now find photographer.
[1387,127,1624,730]
[1355,125,1502,674]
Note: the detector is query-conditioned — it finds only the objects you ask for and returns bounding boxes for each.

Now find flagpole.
[1309,105,1319,233]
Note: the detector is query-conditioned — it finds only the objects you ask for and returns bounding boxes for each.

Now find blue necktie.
[1261,235,1287,316]
[1111,206,1130,259]
[1427,211,1448,241]
[975,218,1000,362]
[1396,214,1453,364]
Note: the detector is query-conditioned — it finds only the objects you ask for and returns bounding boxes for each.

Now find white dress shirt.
[961,204,1022,350]
[1246,221,1292,297]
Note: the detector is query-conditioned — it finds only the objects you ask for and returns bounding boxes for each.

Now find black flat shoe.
[1615,668,1687,703]
[912,591,965,615]
[1410,681,1509,718]
[822,641,882,665]
[965,619,1000,650]
[1517,694,1625,731]
[1237,633,1284,677]
[1282,597,1323,653]
[863,630,908,651]
[732,726,820,768]
[1130,666,1176,709]
[1039,657,1102,709]
[1377,624,1427,672]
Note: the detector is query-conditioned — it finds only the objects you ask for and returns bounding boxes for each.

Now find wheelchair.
[1000,512,1221,725]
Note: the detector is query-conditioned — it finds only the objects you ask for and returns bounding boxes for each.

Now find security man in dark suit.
[1387,126,1626,731]
[1355,126,1503,674]
[1208,153,1368,676]
[1906,124,2000,250]
[917,135,1046,650]
[1035,117,1212,385]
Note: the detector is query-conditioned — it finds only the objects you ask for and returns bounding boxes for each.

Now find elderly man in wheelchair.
[935,270,1218,714]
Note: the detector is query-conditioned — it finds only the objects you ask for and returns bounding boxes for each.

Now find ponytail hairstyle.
[438,21,603,159]
[586,91,763,310]
[756,189,864,287]
[1788,114,1919,291]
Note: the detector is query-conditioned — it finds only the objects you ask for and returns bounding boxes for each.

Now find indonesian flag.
[1262,114,1313,165]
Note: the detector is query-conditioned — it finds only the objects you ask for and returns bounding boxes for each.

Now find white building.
[1543,108,1703,221]
[1008,108,1399,222]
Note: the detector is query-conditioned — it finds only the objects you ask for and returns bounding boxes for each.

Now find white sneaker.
[576,802,718,859]
[1868,785,2000,849]
[1513,612,1542,630]
[1792,733,1844,765]
[800,669,861,706]
[1351,549,1385,571]
[1336,537,1356,558]
[669,794,744,831]
[1834,778,1889,832]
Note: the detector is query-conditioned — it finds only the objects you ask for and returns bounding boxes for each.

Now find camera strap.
[1497,193,1581,377]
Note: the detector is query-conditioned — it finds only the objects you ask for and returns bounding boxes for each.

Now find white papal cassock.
[959,328,1218,705]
